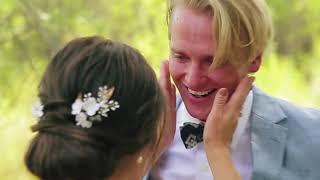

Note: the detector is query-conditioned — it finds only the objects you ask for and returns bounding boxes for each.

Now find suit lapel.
[250,87,288,179]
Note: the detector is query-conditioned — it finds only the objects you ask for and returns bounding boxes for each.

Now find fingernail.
[219,88,228,96]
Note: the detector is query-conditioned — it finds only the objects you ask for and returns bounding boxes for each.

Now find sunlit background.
[0,0,319,179]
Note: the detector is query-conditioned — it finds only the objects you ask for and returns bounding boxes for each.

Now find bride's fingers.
[159,60,171,94]
[170,83,176,109]
[227,76,255,114]
[204,88,229,141]
[159,60,175,117]
[159,60,176,140]
[208,88,229,120]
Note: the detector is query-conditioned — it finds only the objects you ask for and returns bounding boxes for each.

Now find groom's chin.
[185,105,210,122]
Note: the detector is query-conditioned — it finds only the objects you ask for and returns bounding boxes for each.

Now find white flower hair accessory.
[32,102,44,119]
[71,86,120,128]
[31,85,120,129]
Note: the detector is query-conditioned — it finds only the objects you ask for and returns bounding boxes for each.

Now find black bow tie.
[180,122,204,149]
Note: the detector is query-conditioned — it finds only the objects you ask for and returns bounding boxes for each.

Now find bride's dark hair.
[25,36,164,180]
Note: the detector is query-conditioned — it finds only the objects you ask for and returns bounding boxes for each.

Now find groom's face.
[169,6,245,121]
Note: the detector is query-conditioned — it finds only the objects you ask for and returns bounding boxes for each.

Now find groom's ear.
[248,54,262,73]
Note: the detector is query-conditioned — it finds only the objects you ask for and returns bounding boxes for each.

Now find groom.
[151,0,320,179]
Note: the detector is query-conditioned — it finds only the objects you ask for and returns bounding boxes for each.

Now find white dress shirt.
[157,91,253,180]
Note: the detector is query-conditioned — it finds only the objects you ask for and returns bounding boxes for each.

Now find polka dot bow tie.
[180,122,204,149]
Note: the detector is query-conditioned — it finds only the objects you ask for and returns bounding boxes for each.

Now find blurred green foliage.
[0,0,319,179]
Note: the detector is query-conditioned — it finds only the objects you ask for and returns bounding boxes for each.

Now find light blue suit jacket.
[149,87,320,180]
[247,87,320,180]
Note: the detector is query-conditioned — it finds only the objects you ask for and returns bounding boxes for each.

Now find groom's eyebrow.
[170,47,214,60]
[170,47,214,61]
[170,47,182,54]
[169,48,189,58]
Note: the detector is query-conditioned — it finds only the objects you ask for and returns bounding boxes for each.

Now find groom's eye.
[172,53,187,62]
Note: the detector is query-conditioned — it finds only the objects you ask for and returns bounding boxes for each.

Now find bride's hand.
[203,75,254,180]
[203,75,254,150]
[157,60,176,155]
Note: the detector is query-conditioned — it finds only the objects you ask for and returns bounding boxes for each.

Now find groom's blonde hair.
[167,0,274,70]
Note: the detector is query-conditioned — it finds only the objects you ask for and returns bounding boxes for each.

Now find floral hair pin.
[71,86,120,128]
[31,102,44,119]
[32,85,120,128]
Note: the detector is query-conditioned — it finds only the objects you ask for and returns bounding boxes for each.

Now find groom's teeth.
[188,88,212,96]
